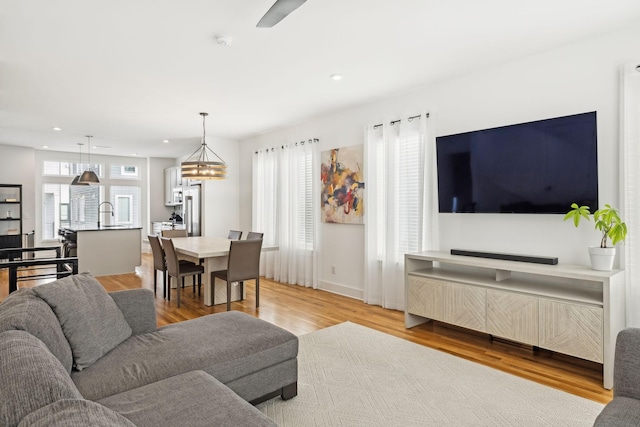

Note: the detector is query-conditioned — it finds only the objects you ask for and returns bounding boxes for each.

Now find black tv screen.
[436,112,598,214]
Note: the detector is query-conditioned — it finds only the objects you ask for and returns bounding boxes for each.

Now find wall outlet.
[331,265,336,275]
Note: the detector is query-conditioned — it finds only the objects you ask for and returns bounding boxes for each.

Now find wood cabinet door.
[444,283,486,332]
[486,290,538,346]
[407,275,444,321]
[539,299,603,363]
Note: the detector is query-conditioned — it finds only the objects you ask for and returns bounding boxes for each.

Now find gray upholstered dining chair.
[227,230,243,240]
[211,239,263,311]
[246,231,264,240]
[162,229,188,238]
[149,234,196,300]
[160,237,205,308]
[148,234,166,296]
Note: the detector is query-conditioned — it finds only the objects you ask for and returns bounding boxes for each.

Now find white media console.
[404,251,625,389]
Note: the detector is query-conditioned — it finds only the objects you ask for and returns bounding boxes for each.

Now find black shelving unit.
[0,184,23,258]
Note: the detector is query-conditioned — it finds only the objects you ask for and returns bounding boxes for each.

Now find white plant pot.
[588,246,616,271]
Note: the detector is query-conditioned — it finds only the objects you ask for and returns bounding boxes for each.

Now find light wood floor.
[1,250,613,404]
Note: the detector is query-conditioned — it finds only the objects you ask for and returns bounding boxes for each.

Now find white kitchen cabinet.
[164,166,183,206]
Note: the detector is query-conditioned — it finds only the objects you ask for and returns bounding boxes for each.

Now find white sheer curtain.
[364,114,439,310]
[252,140,319,288]
[621,62,640,327]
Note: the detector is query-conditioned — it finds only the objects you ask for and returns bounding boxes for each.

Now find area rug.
[256,322,603,426]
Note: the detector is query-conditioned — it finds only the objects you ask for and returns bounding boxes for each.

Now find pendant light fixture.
[181,112,227,180]
[70,142,89,186]
[78,135,100,184]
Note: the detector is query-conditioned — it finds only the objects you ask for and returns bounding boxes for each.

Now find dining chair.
[148,234,166,296]
[211,239,263,311]
[149,234,196,299]
[246,231,264,240]
[227,230,243,240]
[162,229,188,238]
[161,237,205,308]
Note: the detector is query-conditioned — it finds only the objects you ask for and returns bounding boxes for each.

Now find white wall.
[195,135,241,238]
[240,21,640,299]
[148,157,178,225]
[0,145,36,236]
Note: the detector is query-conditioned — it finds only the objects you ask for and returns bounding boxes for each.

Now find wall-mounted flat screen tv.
[436,111,598,214]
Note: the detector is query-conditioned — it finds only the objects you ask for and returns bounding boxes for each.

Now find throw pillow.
[0,288,74,373]
[0,330,83,427]
[32,273,132,371]
[18,399,136,427]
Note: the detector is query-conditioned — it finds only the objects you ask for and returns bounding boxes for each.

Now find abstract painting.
[321,145,365,224]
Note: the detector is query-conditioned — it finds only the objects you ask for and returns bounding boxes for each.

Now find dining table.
[170,236,277,306]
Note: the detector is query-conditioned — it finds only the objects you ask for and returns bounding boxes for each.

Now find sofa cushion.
[0,330,83,427]
[0,288,73,373]
[32,273,132,371]
[98,370,276,427]
[594,396,640,426]
[72,311,298,401]
[18,399,135,427]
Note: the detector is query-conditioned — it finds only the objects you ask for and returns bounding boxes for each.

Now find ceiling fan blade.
[257,0,307,28]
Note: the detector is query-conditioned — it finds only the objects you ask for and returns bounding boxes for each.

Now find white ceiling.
[2,0,640,158]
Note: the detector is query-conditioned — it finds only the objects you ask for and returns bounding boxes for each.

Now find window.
[365,115,436,310]
[43,160,102,178]
[110,186,140,226]
[38,153,144,243]
[253,150,279,246]
[253,141,318,286]
[114,195,133,224]
[42,184,65,240]
[43,161,71,176]
[111,165,140,179]
[297,146,314,250]
[254,146,314,249]
[394,130,424,255]
[42,184,99,240]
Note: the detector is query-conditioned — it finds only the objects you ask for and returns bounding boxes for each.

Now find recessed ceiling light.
[163,140,170,143]
[132,153,138,156]
[214,35,232,47]
[52,127,62,131]
[41,145,49,149]
[330,73,343,81]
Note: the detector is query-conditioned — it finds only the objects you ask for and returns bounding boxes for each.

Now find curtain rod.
[255,138,319,154]
[373,113,430,130]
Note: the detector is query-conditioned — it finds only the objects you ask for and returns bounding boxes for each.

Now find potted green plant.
[564,203,627,271]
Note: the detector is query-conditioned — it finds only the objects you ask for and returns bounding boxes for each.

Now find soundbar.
[450,249,558,265]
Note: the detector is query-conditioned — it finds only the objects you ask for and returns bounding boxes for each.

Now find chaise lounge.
[0,273,298,426]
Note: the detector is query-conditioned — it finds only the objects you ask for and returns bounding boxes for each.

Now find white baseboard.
[318,280,364,300]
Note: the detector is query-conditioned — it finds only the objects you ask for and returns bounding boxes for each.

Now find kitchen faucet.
[97,201,114,228]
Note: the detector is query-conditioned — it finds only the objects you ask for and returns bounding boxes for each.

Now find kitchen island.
[60,225,142,276]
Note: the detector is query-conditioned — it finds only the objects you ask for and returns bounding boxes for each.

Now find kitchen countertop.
[62,225,142,232]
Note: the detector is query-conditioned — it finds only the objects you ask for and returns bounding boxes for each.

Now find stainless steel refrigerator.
[182,184,201,236]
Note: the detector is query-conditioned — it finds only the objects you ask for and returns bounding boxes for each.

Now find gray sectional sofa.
[0,273,298,426]
[594,328,640,426]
